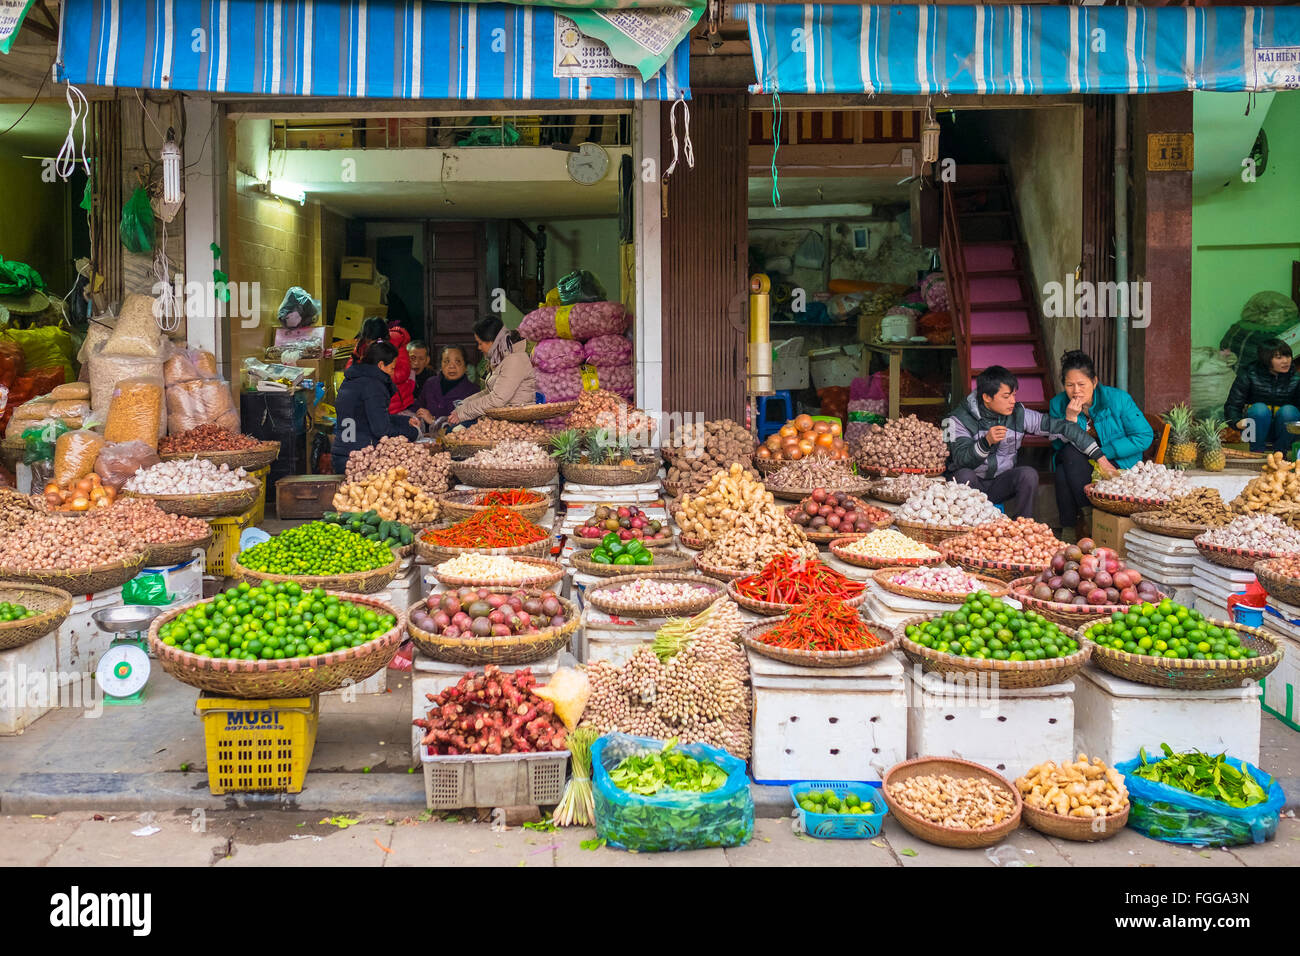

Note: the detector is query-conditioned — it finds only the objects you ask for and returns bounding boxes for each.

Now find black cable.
[0,54,57,139]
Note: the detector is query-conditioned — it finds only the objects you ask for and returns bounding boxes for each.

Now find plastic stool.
[757,392,794,440]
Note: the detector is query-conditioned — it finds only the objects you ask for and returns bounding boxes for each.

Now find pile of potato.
[1232,451,1300,527]
[673,463,772,541]
[332,467,441,524]
[663,419,756,495]
[1017,756,1128,820]
[345,436,452,495]
[852,415,948,472]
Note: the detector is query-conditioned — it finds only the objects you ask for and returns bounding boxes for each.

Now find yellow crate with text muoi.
[196,694,319,794]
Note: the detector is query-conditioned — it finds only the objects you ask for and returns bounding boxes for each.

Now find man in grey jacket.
[945,367,1117,520]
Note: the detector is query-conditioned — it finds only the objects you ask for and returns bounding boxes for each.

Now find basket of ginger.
[1016,755,1129,842]
[36,474,117,514]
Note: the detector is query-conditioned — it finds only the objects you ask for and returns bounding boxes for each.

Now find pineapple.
[1197,418,1226,472]
[1163,403,1197,469]
[585,428,610,465]
[549,429,584,463]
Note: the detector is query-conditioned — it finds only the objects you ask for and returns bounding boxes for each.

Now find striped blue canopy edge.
[57,0,690,101]
[744,4,1300,95]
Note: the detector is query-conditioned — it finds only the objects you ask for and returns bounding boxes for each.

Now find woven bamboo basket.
[0,551,148,595]
[766,476,875,502]
[583,574,725,618]
[571,549,694,577]
[1129,511,1216,540]
[141,532,215,569]
[897,614,1090,690]
[1008,576,1168,629]
[484,400,578,423]
[1021,801,1130,842]
[871,568,1009,604]
[437,489,551,524]
[742,617,899,669]
[691,553,752,582]
[1079,617,1282,690]
[858,464,946,479]
[677,534,709,551]
[1253,558,1300,606]
[571,532,675,550]
[829,537,943,570]
[941,548,1045,583]
[407,590,579,665]
[0,436,25,471]
[1084,484,1168,517]
[726,576,868,617]
[892,517,976,548]
[431,556,566,590]
[868,478,939,504]
[784,498,894,543]
[417,533,551,566]
[27,496,94,517]
[1193,537,1295,571]
[882,757,1022,849]
[561,460,661,486]
[123,484,259,518]
[451,460,558,488]
[440,437,497,459]
[230,553,401,594]
[158,442,280,471]
[0,583,73,651]
[149,594,405,698]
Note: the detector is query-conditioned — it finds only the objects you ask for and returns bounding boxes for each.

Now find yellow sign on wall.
[1147,133,1194,171]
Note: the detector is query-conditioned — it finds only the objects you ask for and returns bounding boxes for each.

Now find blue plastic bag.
[1115,753,1285,847]
[592,734,754,852]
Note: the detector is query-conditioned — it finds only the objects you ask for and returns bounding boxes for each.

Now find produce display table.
[1072,665,1262,767]
[863,342,958,420]
[1122,528,1198,593]
[1190,557,1256,622]
[0,629,57,734]
[748,647,905,785]
[409,651,562,763]
[903,668,1075,783]
[560,481,662,505]
[1259,604,1300,731]
[579,607,661,665]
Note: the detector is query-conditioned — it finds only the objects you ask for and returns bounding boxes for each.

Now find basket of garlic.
[1086,462,1193,516]
[891,481,1005,546]
[1194,513,1300,570]
[122,458,259,518]
[431,554,566,590]
[830,529,943,570]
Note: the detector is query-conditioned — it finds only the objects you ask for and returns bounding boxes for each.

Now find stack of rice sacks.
[520,302,633,401]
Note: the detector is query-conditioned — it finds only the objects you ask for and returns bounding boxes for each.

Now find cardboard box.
[333,301,387,341]
[340,257,374,281]
[349,282,383,305]
[1091,510,1135,560]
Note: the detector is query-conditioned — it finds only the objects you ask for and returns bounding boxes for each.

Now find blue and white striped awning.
[746,4,1300,95]
[58,0,689,100]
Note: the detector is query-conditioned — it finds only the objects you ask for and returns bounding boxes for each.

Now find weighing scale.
[92,606,164,705]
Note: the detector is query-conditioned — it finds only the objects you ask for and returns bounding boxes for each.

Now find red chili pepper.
[761,596,882,652]
[734,554,864,604]
[475,488,543,507]
[422,507,547,548]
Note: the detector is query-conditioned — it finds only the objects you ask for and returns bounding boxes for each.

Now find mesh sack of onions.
[536,369,583,403]
[518,302,630,342]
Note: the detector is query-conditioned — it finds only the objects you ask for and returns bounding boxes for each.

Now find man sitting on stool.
[944,366,1117,520]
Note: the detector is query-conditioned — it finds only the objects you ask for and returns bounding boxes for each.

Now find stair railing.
[940,177,972,397]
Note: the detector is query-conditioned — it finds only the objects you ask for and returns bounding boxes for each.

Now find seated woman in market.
[416,345,478,425]
[331,340,421,474]
[447,316,537,424]
[1048,350,1154,542]
[1223,338,1300,453]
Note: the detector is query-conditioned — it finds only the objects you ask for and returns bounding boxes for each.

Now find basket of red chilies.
[742,596,899,668]
[726,554,867,616]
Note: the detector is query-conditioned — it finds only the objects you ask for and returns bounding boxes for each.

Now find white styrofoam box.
[771,337,810,391]
[1182,472,1251,502]
[809,345,863,390]
[561,482,663,505]
[1073,665,1262,766]
[1259,628,1300,731]
[904,669,1074,781]
[381,564,422,617]
[410,652,561,760]
[823,554,875,583]
[579,608,662,665]
[0,631,57,735]
[1124,529,1199,558]
[322,667,388,697]
[55,587,124,676]
[134,558,203,606]
[749,648,906,785]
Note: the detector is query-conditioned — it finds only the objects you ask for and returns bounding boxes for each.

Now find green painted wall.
[1192,93,1300,349]
[0,146,72,297]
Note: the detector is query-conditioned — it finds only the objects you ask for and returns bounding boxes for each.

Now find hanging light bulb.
[161,127,182,204]
[921,101,940,166]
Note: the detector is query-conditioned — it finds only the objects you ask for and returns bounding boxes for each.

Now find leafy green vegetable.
[609,738,728,796]
[580,837,606,851]
[899,848,918,857]
[1135,744,1271,809]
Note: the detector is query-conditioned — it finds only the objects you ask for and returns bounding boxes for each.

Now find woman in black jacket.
[1224,339,1300,453]
[330,341,420,474]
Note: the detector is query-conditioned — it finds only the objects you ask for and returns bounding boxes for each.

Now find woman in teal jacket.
[1049,350,1155,540]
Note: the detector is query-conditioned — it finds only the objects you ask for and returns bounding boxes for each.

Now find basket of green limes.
[790,782,888,839]
[231,522,401,594]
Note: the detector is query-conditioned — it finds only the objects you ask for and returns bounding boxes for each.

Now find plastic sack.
[536,368,583,403]
[919,311,954,344]
[1189,348,1240,420]
[166,378,239,434]
[0,340,23,387]
[120,187,156,254]
[583,334,632,366]
[592,734,754,852]
[921,272,950,311]
[23,420,68,465]
[531,668,590,732]
[95,440,161,492]
[163,344,218,385]
[50,382,90,401]
[556,270,606,305]
[88,348,164,414]
[1115,753,1285,847]
[531,338,585,373]
[54,428,106,487]
[1241,290,1299,329]
[277,286,321,329]
[105,294,165,357]
[10,397,55,424]
[105,377,165,447]
[122,572,172,606]
[590,363,634,396]
[77,317,115,365]
[1,327,75,382]
[518,302,629,342]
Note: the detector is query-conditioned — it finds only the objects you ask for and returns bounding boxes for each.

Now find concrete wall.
[528,217,623,302]
[1192,93,1300,350]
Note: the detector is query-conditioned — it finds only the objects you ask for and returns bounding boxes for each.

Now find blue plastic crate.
[790,781,888,839]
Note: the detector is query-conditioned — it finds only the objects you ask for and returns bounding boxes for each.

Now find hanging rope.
[770,92,782,208]
[662,90,694,181]
[55,84,91,181]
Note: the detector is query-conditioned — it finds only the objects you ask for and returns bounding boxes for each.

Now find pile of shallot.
[599,579,718,606]
[887,566,985,594]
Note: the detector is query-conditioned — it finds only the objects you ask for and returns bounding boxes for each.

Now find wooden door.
[425,222,487,351]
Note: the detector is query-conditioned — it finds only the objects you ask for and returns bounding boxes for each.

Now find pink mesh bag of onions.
[583,335,632,366]
[518,302,630,342]
[532,338,585,372]
[591,363,634,397]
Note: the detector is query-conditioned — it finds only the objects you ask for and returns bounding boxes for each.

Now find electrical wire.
[55,84,91,180]
[770,92,782,208]
[0,54,57,139]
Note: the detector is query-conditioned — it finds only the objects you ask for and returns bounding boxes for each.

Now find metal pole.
[1114,94,1130,392]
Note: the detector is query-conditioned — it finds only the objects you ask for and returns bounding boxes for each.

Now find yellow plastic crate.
[249,465,270,525]
[206,503,260,577]
[196,694,318,794]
